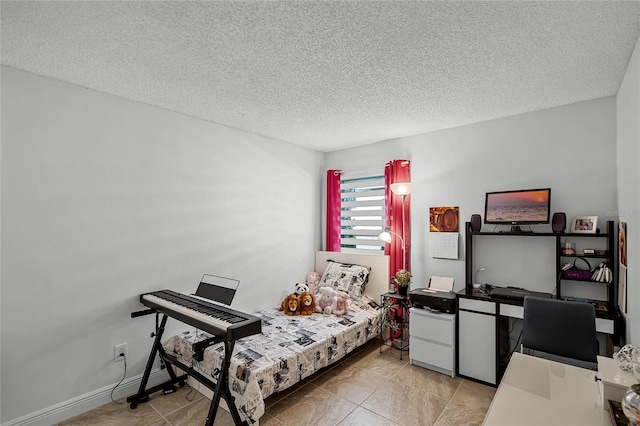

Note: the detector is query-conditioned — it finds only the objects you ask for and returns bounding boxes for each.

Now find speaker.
[470,214,482,232]
[552,212,566,233]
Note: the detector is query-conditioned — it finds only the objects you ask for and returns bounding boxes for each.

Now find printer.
[408,276,456,313]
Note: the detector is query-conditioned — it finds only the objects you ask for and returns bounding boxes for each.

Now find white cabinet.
[458,299,497,385]
[409,308,456,377]
[597,355,638,408]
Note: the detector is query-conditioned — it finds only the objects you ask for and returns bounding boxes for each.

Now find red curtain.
[326,170,342,252]
[384,160,411,281]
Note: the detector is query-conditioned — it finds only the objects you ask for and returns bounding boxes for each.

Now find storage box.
[597,356,638,410]
[562,270,592,280]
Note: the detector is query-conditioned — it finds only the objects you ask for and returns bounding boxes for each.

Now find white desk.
[483,352,609,425]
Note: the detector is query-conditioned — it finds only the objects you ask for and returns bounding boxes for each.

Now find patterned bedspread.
[163,296,381,423]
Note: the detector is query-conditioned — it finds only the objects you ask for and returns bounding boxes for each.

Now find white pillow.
[318,261,371,302]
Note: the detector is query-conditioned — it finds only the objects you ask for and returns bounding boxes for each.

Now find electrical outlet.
[114,343,127,362]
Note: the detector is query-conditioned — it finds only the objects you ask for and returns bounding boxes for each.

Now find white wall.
[0,67,323,423]
[326,97,619,305]
[617,34,640,346]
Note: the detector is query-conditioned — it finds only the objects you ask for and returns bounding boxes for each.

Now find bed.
[162,251,389,424]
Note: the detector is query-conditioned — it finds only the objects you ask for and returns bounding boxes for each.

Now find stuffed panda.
[294,282,309,296]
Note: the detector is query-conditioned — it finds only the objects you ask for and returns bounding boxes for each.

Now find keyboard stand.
[127,311,249,425]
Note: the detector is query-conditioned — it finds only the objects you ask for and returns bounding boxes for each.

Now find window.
[340,174,386,254]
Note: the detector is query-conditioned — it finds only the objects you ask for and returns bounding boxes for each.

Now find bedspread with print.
[163,298,381,423]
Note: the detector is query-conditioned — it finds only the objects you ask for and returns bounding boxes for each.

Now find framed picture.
[570,216,598,234]
[429,206,459,232]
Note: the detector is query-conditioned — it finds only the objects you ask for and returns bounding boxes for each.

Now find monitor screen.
[484,188,551,225]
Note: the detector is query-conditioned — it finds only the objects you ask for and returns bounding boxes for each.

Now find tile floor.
[56,340,496,425]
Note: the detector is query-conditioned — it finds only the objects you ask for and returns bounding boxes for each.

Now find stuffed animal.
[315,286,338,315]
[278,294,300,316]
[294,282,309,296]
[333,290,350,316]
[304,271,321,294]
[298,291,316,315]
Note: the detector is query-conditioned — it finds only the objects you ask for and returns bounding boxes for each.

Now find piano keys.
[140,289,261,341]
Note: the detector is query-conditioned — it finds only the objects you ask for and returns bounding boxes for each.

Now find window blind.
[340,174,385,254]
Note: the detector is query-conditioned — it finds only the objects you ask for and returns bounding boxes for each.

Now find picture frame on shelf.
[570,216,598,234]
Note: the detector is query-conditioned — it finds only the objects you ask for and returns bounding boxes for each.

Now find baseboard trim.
[2,368,168,426]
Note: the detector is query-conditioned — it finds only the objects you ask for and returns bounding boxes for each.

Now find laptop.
[490,286,552,301]
[192,274,240,306]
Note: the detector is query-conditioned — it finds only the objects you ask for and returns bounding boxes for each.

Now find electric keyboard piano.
[127,289,262,425]
[140,289,262,341]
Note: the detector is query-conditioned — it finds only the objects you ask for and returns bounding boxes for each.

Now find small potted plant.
[395,269,412,296]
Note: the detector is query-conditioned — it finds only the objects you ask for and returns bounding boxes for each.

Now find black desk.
[455,288,620,386]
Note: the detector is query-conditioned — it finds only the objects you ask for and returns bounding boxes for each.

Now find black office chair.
[521,296,599,370]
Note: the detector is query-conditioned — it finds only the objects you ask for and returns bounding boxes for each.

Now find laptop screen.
[194,274,239,306]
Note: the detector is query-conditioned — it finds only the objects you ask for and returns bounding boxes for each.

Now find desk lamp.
[473,268,487,289]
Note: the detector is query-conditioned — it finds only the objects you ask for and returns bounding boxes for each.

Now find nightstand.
[597,355,638,410]
[380,292,411,359]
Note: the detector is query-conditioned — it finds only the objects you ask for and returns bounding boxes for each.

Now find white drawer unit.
[499,303,524,319]
[597,355,638,409]
[409,308,456,377]
[459,297,496,314]
[595,318,615,335]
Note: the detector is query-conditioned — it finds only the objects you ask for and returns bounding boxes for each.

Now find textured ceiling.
[2,1,639,152]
